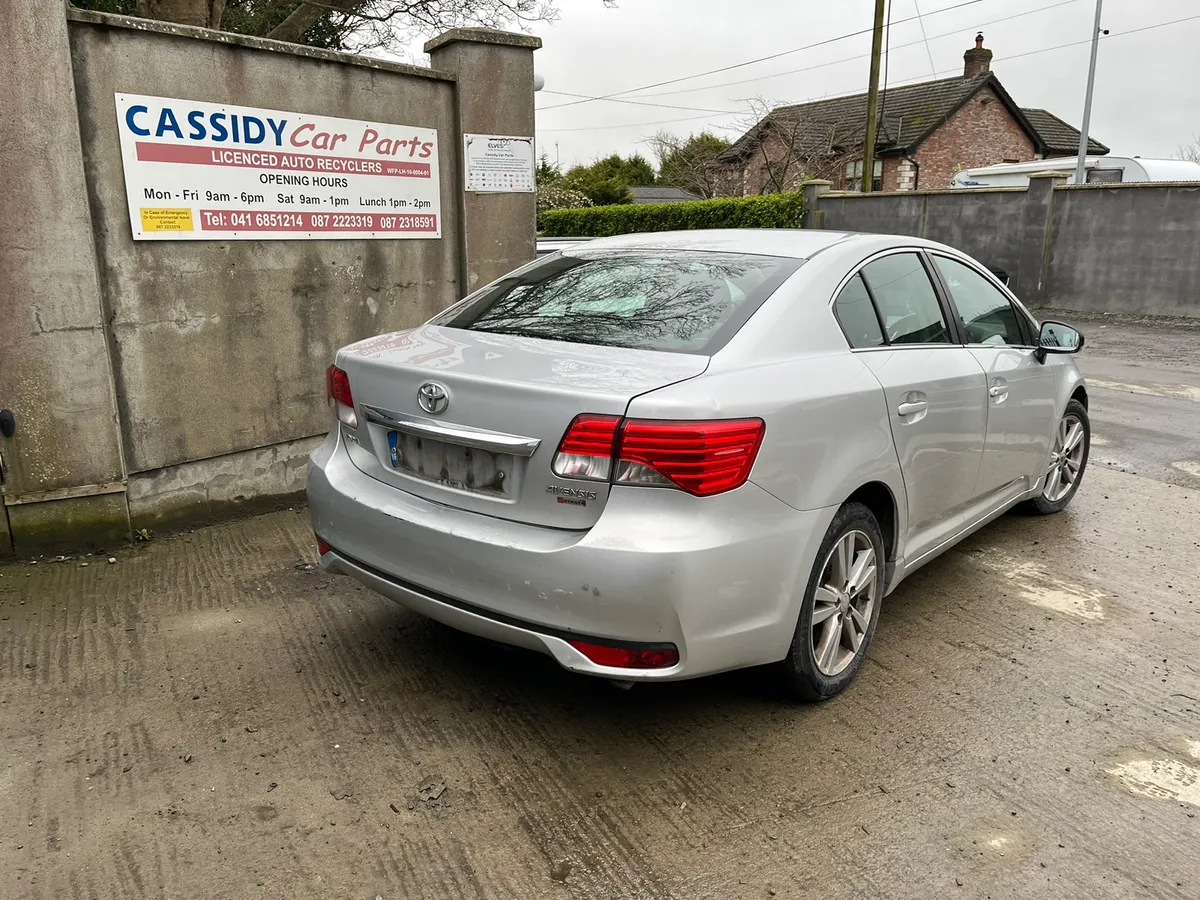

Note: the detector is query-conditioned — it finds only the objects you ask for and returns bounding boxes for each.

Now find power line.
[535,0,986,111]
[541,0,1077,110]
[536,90,739,115]
[537,112,742,134]
[624,0,1077,99]
[912,0,940,76]
[1000,9,1200,62]
[536,13,1200,135]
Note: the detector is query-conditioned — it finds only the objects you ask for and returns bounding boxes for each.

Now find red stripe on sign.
[197,210,438,232]
[135,142,431,178]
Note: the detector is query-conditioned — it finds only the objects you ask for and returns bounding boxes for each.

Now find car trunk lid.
[336,325,708,529]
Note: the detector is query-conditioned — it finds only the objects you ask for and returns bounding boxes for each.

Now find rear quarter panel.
[625,239,910,613]
[626,352,902,517]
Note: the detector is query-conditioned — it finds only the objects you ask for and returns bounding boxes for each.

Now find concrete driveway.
[2,318,1198,900]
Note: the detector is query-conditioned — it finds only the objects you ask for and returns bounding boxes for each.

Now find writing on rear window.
[436,251,800,354]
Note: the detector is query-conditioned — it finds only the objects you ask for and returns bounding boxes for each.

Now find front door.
[929,254,1057,500]
[848,252,988,563]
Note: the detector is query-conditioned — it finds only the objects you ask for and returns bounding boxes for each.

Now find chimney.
[964,33,993,78]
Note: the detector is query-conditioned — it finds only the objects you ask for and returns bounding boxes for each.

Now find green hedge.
[540,192,805,237]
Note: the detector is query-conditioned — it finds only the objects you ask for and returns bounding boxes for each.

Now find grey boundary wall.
[0,3,539,555]
[805,174,1200,317]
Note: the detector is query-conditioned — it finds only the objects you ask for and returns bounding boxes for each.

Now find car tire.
[1023,398,1090,516]
[778,502,885,702]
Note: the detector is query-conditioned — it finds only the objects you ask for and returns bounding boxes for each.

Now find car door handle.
[897,400,928,416]
[988,385,1006,398]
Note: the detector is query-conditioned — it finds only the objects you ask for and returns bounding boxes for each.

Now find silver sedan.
[308,230,1089,700]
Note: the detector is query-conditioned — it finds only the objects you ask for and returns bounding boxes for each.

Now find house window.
[845,159,883,191]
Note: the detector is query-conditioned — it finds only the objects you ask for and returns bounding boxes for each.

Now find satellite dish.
[533,73,545,92]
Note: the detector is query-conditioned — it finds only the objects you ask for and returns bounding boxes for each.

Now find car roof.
[562,229,863,260]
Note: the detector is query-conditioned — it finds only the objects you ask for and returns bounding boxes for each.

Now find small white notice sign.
[463,134,535,193]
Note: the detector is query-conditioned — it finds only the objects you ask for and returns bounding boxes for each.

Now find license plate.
[387,431,513,496]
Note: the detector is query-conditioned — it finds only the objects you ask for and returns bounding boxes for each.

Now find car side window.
[833,273,885,348]
[933,256,1027,346]
[860,254,950,345]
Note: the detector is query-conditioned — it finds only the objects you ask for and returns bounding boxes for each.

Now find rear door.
[837,251,988,561]
[929,253,1057,500]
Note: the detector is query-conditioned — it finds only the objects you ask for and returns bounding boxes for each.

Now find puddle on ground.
[971,549,1106,621]
[1170,460,1200,482]
[1108,742,1200,808]
[1088,379,1200,403]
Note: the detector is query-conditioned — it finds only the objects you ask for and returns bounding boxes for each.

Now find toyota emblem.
[417,382,449,415]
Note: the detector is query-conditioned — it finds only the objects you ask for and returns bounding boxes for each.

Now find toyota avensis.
[308,230,1089,700]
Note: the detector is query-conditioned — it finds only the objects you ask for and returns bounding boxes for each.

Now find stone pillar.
[0,1,129,554]
[426,28,541,294]
[800,180,832,229]
[1014,171,1069,308]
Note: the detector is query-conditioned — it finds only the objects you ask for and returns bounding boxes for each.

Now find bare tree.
[731,96,857,196]
[82,0,615,53]
[647,131,731,200]
[1175,136,1200,165]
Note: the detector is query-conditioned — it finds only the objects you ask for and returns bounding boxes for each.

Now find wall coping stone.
[822,187,1026,198]
[424,28,542,53]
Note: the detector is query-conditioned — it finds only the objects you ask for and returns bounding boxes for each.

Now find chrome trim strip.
[361,405,542,458]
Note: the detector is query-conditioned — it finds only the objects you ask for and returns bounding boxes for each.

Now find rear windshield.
[435,250,802,354]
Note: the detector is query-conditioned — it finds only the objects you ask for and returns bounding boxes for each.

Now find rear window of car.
[434,250,803,354]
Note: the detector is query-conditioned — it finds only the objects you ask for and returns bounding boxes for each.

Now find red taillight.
[554,415,764,497]
[325,364,357,428]
[617,418,765,497]
[316,537,331,556]
[569,640,680,669]
[552,415,620,481]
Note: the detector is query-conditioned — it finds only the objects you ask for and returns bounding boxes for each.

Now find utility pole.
[861,0,887,193]
[1074,0,1104,185]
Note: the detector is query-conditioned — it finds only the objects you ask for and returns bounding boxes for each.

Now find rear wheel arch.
[844,482,897,572]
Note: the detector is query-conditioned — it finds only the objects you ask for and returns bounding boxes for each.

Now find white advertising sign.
[114,93,441,240]
[464,134,535,192]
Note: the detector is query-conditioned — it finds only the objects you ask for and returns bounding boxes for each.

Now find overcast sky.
[509,0,1198,169]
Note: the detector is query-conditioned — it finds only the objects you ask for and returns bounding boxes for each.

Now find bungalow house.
[719,34,1108,194]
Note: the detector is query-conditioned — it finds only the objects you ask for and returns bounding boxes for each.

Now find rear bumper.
[307,428,835,680]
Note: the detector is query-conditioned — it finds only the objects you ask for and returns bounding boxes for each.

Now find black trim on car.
[855,271,890,346]
[321,540,679,653]
[920,250,970,345]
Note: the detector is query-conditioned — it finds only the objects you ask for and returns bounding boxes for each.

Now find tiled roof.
[719,73,1107,163]
[721,74,996,162]
[1020,108,1109,155]
[630,186,701,203]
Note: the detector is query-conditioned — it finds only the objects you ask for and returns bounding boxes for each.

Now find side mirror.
[1036,320,1084,362]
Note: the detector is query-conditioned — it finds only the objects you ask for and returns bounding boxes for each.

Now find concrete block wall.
[0,6,540,555]
[812,175,1200,317]
[0,1,131,551]
[1048,184,1200,317]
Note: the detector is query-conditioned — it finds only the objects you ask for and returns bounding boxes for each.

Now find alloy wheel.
[1044,413,1086,502]
[811,530,878,677]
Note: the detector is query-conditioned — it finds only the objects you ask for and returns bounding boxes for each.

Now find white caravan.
[951,157,1200,189]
